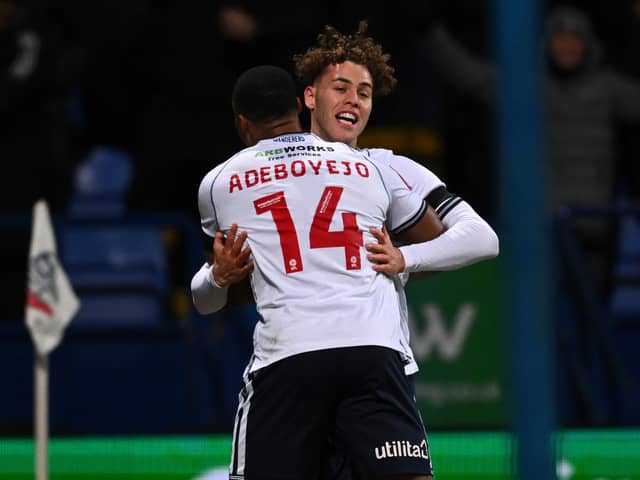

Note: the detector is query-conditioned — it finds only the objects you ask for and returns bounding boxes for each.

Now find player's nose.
[345,89,359,107]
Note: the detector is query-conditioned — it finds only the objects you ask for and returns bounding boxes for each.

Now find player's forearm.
[190,262,229,314]
[399,201,499,272]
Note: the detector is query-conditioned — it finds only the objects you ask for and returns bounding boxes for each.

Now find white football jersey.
[361,148,445,374]
[363,148,444,200]
[199,134,427,372]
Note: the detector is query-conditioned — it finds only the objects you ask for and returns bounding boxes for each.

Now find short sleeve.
[375,161,427,235]
[198,167,222,237]
[384,153,445,200]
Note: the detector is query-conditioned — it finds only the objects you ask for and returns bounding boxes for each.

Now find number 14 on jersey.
[254,186,364,273]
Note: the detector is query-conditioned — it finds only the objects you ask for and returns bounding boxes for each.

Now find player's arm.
[193,168,254,314]
[191,262,253,314]
[373,188,498,276]
[211,224,254,306]
[367,152,499,276]
[365,205,444,278]
[368,197,498,276]
[191,261,229,314]
[400,186,499,274]
[367,163,499,275]
[191,224,254,314]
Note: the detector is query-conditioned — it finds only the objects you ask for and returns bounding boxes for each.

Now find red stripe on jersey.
[388,165,413,190]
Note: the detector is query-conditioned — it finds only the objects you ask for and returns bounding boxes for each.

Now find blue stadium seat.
[609,212,640,423]
[68,146,132,219]
[61,225,169,327]
[610,215,640,324]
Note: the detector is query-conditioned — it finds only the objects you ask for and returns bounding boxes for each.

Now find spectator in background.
[420,4,640,300]
[58,0,249,215]
[216,2,438,137]
[0,0,72,213]
[122,1,239,214]
[625,0,640,78]
[217,2,328,74]
[0,0,75,323]
[620,0,640,198]
[217,2,329,133]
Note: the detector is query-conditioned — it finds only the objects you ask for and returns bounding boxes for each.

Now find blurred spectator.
[217,1,445,169]
[37,1,242,216]
[216,1,329,133]
[0,0,78,323]
[626,0,640,76]
[95,1,240,215]
[218,5,256,42]
[0,0,73,213]
[327,1,442,135]
[620,0,640,198]
[420,4,640,298]
[217,2,328,74]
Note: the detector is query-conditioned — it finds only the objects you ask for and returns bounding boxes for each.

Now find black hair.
[231,65,298,122]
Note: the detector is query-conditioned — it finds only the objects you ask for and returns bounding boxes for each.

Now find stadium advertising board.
[405,258,507,428]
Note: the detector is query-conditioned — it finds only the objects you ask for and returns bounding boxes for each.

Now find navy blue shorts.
[229,346,433,480]
[320,374,433,480]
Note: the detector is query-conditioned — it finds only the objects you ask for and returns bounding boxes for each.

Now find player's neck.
[267,118,303,138]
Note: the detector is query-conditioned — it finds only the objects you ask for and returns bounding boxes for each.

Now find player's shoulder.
[358,147,394,164]
[357,147,426,178]
[358,147,446,193]
[198,165,223,200]
[199,148,249,192]
[359,147,425,169]
[363,146,442,175]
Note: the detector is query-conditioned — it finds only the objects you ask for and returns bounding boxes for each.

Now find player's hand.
[212,224,253,287]
[365,226,406,276]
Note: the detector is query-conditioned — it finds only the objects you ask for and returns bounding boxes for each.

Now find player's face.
[304,61,373,147]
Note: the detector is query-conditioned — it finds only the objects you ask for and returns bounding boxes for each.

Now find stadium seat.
[61,225,169,327]
[608,212,640,424]
[610,214,640,324]
[67,146,132,219]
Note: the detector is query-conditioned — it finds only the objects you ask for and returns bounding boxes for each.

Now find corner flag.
[25,200,79,356]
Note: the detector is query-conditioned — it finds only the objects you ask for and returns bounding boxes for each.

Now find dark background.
[2,0,639,217]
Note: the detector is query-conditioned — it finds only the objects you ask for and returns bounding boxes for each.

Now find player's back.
[199,133,425,371]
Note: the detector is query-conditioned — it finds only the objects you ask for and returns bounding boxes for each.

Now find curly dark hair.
[293,21,397,96]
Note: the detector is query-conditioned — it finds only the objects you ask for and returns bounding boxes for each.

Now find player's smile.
[336,110,359,128]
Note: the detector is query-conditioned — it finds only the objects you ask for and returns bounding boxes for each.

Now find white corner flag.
[26,200,79,356]
[26,200,80,480]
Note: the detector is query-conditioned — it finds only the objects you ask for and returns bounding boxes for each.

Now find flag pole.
[35,353,49,480]
[26,200,80,480]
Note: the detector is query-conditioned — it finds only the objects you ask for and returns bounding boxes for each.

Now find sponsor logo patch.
[273,135,306,143]
[374,439,430,460]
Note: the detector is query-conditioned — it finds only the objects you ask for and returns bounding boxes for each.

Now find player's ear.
[236,114,252,146]
[303,86,315,111]
[234,113,244,133]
